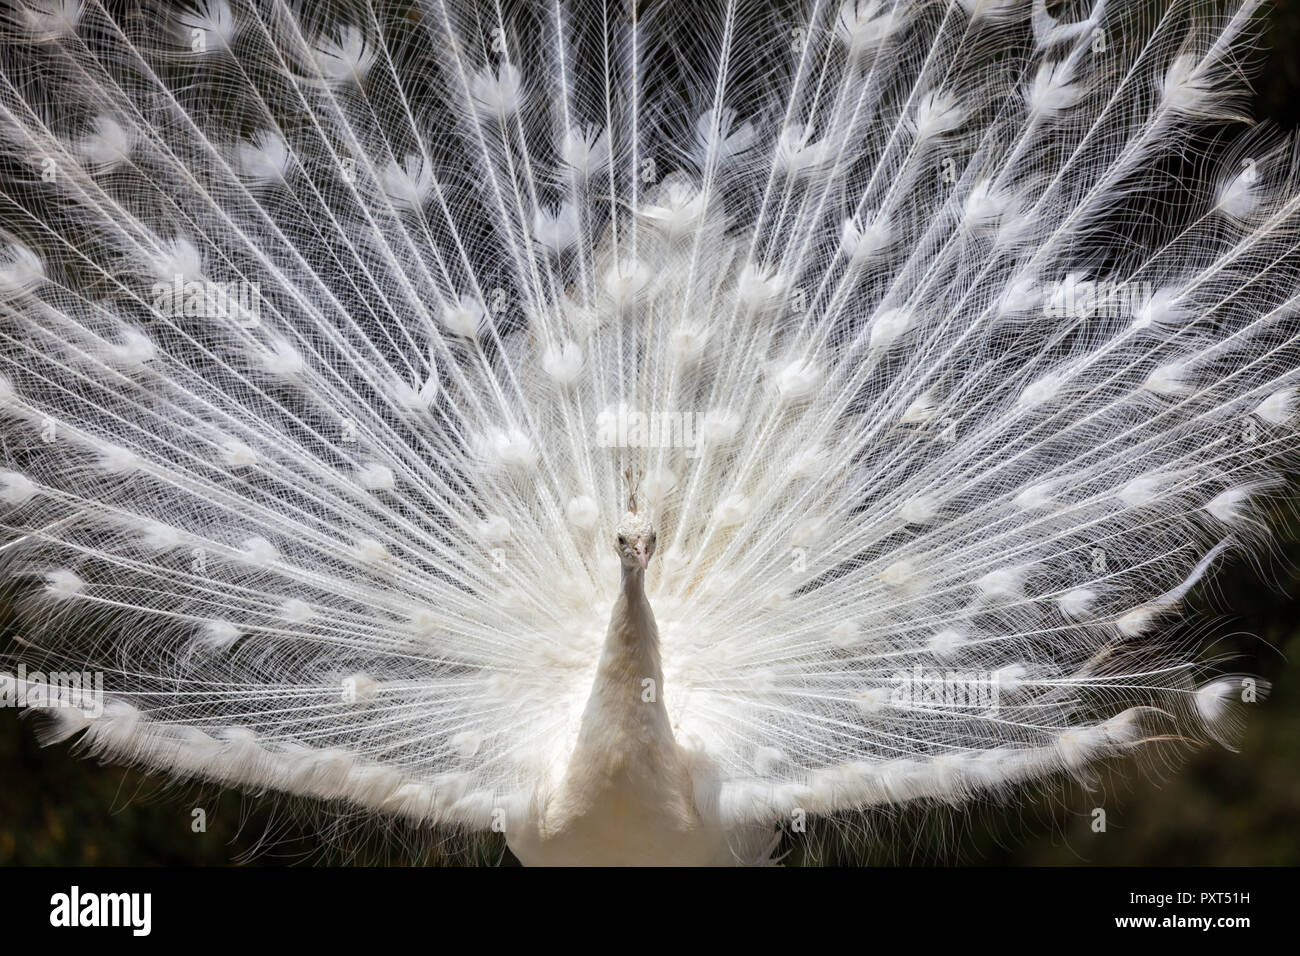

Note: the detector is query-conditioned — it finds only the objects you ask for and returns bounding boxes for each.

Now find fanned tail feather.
[0,0,1289,841]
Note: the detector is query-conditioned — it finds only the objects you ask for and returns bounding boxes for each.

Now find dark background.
[1,0,1298,866]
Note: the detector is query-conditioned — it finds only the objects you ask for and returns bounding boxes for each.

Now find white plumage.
[0,0,1290,865]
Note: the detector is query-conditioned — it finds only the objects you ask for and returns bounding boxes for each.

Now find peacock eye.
[617,535,627,545]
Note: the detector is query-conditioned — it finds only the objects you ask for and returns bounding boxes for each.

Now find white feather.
[0,0,1283,868]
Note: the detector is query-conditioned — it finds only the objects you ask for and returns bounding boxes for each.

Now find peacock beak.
[633,537,651,569]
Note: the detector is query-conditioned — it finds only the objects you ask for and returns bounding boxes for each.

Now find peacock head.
[615,511,656,570]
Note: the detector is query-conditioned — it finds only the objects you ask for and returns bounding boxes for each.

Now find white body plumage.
[508,529,734,866]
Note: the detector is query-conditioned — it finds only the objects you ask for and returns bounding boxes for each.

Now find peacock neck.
[566,563,676,778]
[520,561,717,864]
[612,565,658,660]
[603,564,667,711]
